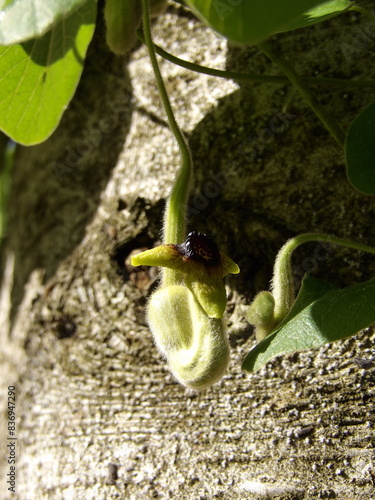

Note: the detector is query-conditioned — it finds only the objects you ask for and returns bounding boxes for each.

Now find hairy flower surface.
[131,231,239,318]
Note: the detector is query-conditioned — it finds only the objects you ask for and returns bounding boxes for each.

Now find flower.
[131,231,240,318]
[147,284,229,389]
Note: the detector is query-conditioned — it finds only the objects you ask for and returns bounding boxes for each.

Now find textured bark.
[1,2,375,499]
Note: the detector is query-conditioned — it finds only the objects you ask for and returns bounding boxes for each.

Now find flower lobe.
[177,231,221,267]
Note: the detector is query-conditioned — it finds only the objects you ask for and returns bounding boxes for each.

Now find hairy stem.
[272,233,375,323]
[136,32,375,89]
[141,0,193,285]
[258,41,346,147]
[350,5,375,22]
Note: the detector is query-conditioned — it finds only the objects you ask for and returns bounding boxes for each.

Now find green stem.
[141,0,193,285]
[350,5,375,22]
[272,233,375,323]
[258,41,346,147]
[136,32,375,89]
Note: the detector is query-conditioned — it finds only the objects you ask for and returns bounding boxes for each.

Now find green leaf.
[345,101,375,195]
[0,0,90,45]
[185,0,351,45]
[242,275,375,372]
[276,275,337,326]
[285,1,352,31]
[0,0,97,145]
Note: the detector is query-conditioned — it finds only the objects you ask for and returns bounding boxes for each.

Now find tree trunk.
[1,3,375,499]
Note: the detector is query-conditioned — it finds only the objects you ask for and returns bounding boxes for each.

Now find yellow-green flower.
[131,231,239,318]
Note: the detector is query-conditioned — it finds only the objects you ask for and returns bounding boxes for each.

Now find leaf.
[284,0,352,31]
[276,275,337,326]
[0,0,90,45]
[185,0,351,45]
[345,101,375,195]
[0,0,97,145]
[242,275,375,372]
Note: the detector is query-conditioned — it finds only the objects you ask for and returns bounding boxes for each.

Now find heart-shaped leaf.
[242,275,375,372]
[185,0,351,45]
[0,0,90,45]
[0,0,97,145]
[345,101,375,195]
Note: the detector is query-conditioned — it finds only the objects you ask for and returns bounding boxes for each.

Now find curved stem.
[136,32,375,89]
[142,0,193,285]
[350,5,375,22]
[258,41,346,147]
[272,233,375,323]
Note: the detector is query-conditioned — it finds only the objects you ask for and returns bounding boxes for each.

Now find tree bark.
[1,2,375,499]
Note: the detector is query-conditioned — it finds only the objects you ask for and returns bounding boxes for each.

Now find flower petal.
[220,252,240,277]
[131,234,240,319]
[131,244,183,269]
[186,273,227,318]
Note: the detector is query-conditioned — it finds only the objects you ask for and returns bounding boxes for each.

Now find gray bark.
[1,2,375,499]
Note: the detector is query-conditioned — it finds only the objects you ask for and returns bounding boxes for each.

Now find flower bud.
[247,291,276,341]
[104,0,142,55]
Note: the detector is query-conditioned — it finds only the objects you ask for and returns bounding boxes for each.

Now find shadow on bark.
[187,35,375,333]
[4,16,135,320]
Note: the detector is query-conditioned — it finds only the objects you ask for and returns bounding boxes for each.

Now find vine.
[1,0,375,387]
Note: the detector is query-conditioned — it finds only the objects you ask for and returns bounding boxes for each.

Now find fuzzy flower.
[131,231,239,318]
